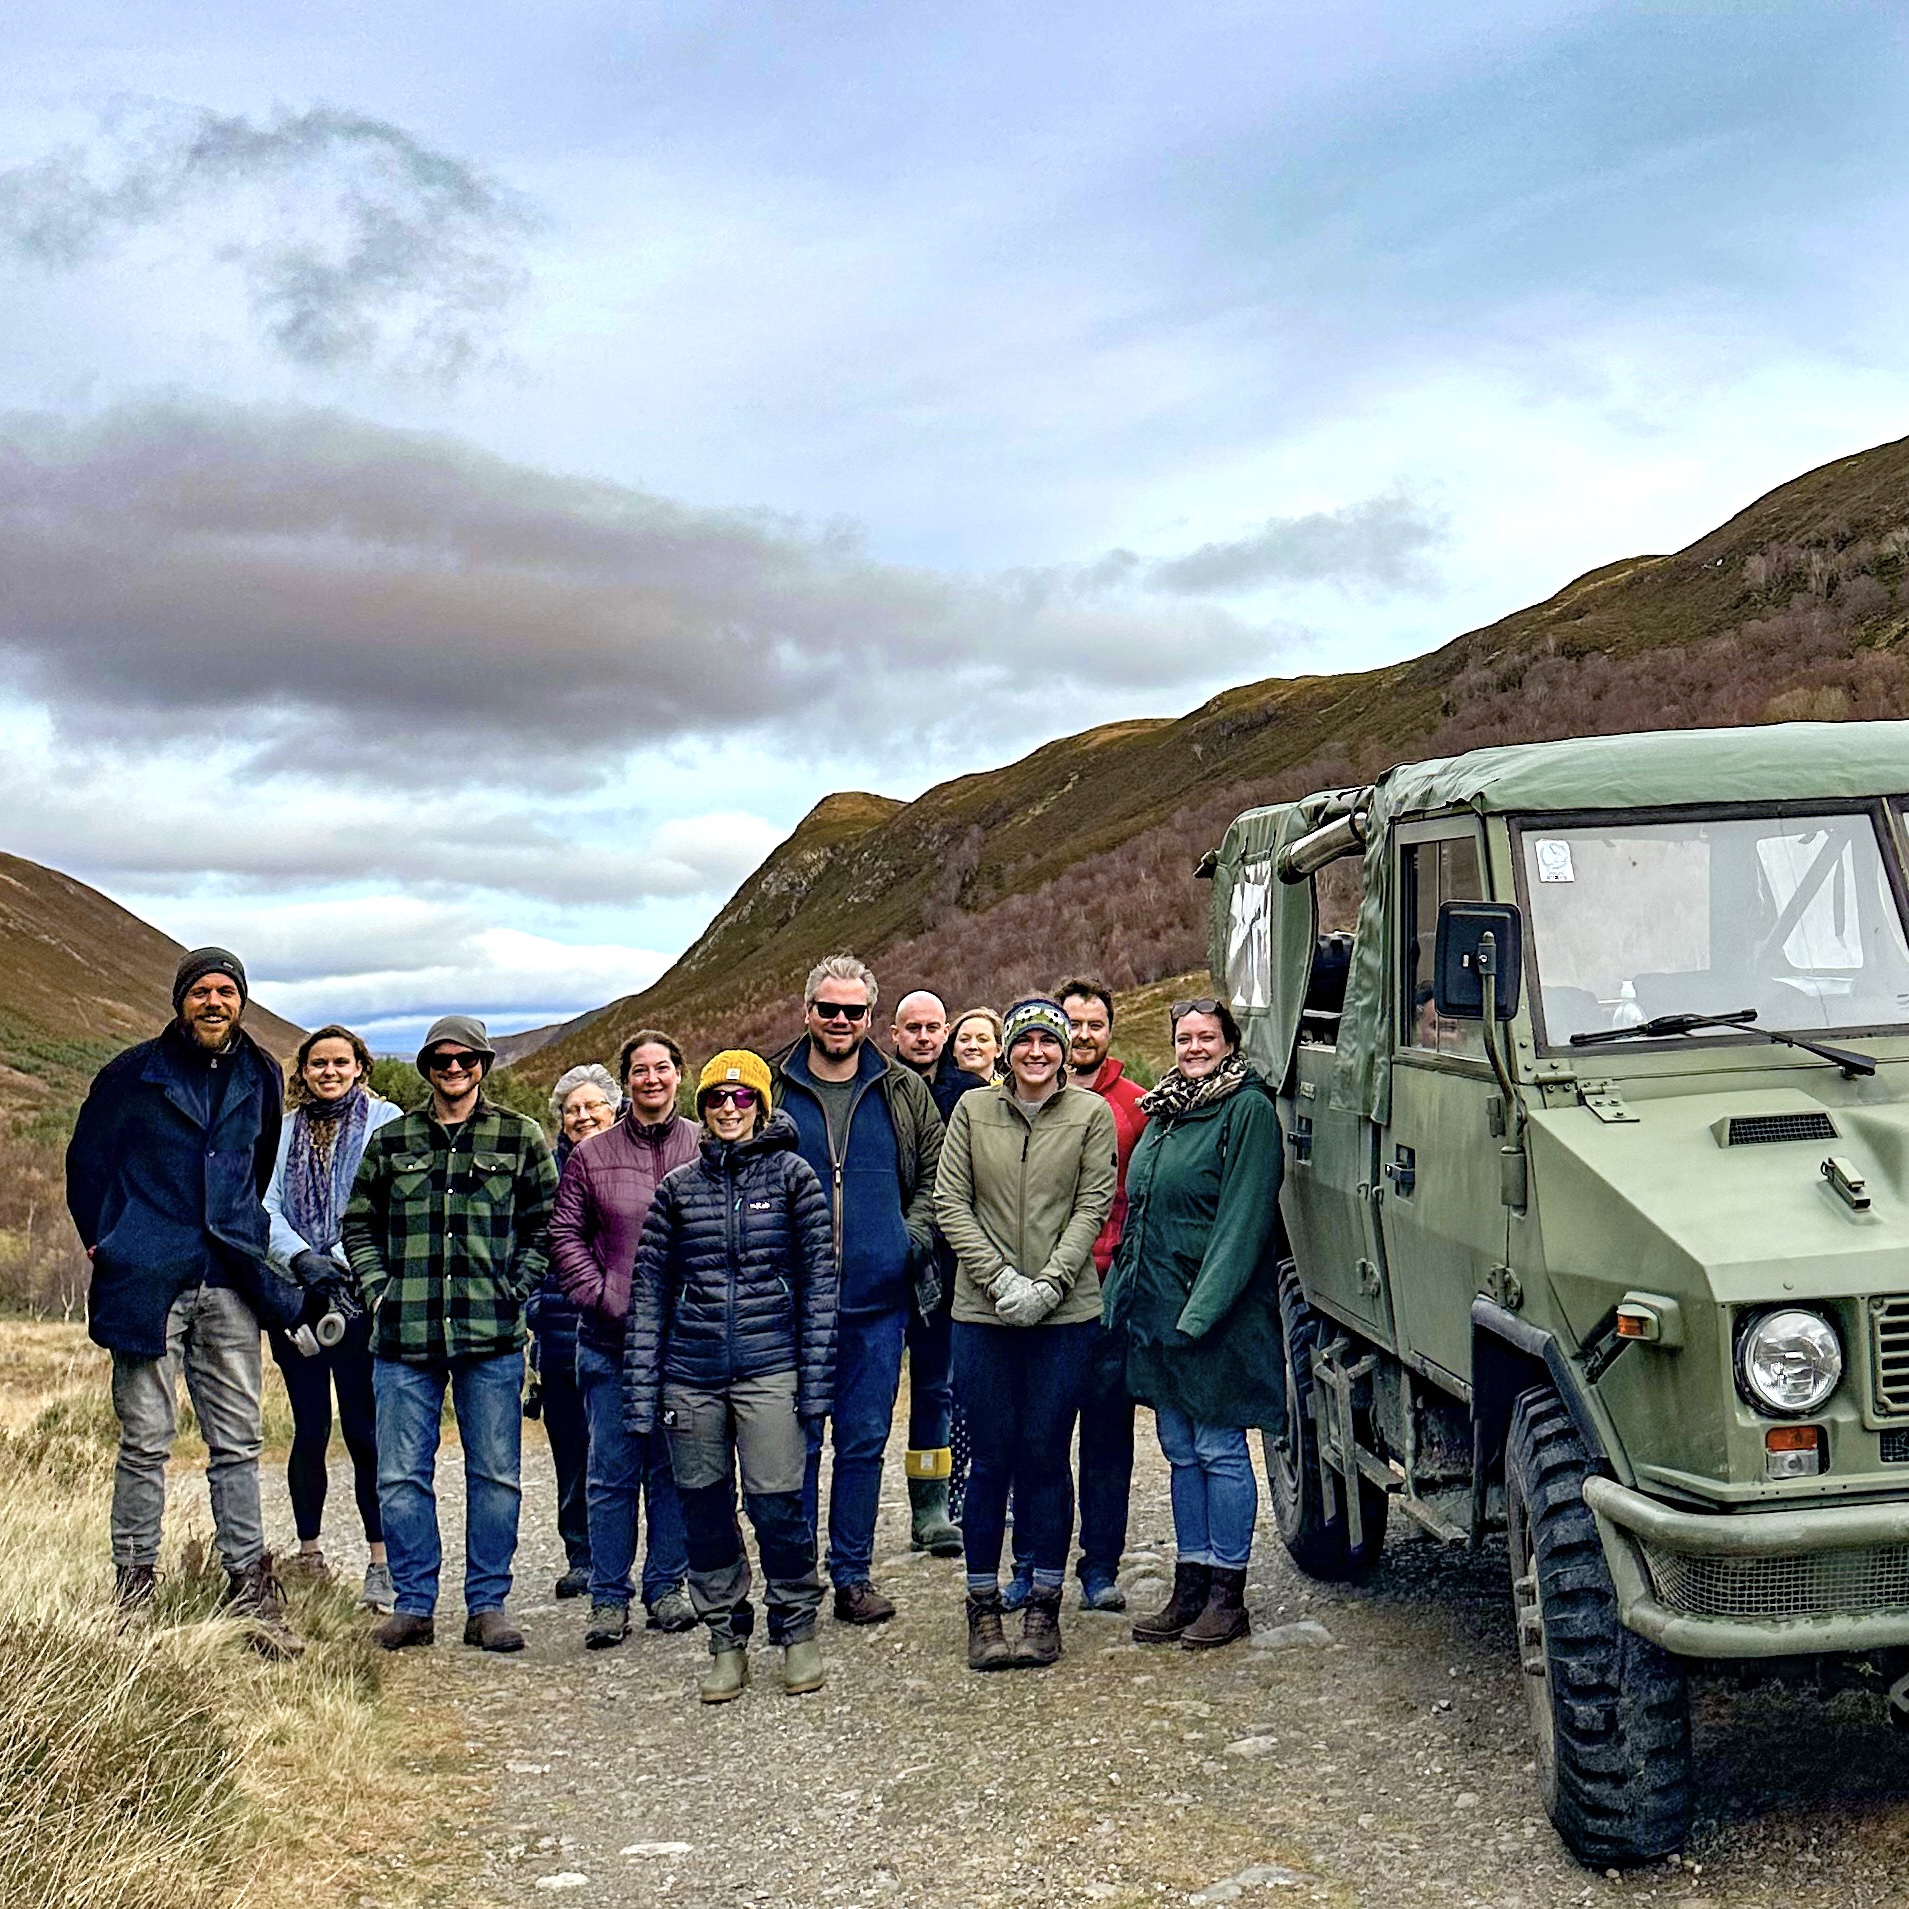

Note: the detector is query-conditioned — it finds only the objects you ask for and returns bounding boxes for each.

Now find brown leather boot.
[1130,1562,1211,1644]
[373,1611,436,1651]
[832,1582,896,1625]
[966,1590,1014,1672]
[1012,1589,1063,1669]
[462,1609,527,1652]
[225,1557,305,1661]
[1181,1567,1251,1649]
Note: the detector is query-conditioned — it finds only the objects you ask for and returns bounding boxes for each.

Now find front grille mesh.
[1644,1542,1909,1619]
[1871,1297,1909,1420]
[1725,1112,1837,1145]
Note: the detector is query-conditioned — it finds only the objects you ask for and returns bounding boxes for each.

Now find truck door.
[1378,821,1507,1393]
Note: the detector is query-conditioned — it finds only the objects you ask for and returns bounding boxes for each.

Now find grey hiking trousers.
[110,1282,265,1574]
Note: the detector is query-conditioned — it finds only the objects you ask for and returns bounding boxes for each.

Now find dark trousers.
[952,1320,1098,1580]
[1006,1322,1134,1580]
[905,1296,954,1451]
[801,1305,907,1589]
[268,1313,382,1545]
[535,1320,591,1571]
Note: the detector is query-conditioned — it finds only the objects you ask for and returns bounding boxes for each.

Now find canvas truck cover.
[1317,720,1909,1124]
[1209,789,1355,1088]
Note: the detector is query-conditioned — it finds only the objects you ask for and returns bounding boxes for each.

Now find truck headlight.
[1735,1309,1843,1417]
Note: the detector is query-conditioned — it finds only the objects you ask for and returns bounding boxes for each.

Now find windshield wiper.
[1570,1008,1876,1077]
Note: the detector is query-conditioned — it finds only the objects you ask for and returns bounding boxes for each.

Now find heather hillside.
[523,431,1909,1083]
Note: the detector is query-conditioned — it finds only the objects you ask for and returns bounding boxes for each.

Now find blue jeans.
[576,1340,689,1607]
[1154,1405,1258,1570]
[1009,1322,1133,1580]
[952,1320,1098,1582]
[802,1306,907,1589]
[373,1351,524,1617]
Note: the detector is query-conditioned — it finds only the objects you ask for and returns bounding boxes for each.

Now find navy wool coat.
[66,1022,289,1358]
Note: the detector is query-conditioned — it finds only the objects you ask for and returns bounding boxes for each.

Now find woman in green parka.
[1102,995,1283,1651]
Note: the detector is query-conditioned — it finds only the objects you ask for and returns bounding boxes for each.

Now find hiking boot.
[699,1646,748,1703]
[1000,1558,1034,1611]
[1078,1566,1127,1612]
[1181,1567,1251,1650]
[283,1548,331,1584]
[463,1609,526,1653]
[646,1588,697,1633]
[832,1582,895,1625]
[554,1564,591,1600]
[965,1590,1015,1672]
[374,1611,436,1651]
[360,1561,396,1614]
[114,1562,158,1617]
[907,1476,963,1557]
[585,1601,631,1650]
[781,1637,825,1695]
[1012,1589,1063,1669]
[1131,1562,1212,1644]
[226,1558,305,1661]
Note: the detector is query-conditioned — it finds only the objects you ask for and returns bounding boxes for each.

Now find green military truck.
[1207,720,1909,1865]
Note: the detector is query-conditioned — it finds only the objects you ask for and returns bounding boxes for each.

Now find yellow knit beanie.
[696,1049,774,1118]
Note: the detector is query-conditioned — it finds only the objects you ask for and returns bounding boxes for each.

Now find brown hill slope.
[0,852,303,1130]
[523,431,1909,1084]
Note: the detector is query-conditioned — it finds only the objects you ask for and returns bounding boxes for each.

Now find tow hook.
[1887,1670,1909,1729]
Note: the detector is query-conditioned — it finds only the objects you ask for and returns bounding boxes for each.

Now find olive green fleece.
[933,1082,1117,1327]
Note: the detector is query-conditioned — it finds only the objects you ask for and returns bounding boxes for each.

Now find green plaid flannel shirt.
[343,1101,558,1365]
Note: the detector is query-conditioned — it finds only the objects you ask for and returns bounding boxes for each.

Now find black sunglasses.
[1170,998,1224,1022]
[810,1000,870,1022]
[424,1049,482,1074]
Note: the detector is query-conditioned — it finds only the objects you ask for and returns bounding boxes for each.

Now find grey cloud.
[0,402,1278,777]
[1146,491,1444,595]
[0,103,537,381]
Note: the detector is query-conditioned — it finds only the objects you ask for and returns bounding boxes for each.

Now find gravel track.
[261,1405,1909,1909]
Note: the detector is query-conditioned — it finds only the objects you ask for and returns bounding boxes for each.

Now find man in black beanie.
[66,945,302,1656]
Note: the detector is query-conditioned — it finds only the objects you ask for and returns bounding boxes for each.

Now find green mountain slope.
[519,432,1909,1085]
[0,852,304,1131]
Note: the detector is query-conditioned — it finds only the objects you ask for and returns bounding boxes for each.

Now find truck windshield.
[1521,811,1909,1046]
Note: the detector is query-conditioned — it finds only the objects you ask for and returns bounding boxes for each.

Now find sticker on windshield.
[1534,839,1575,884]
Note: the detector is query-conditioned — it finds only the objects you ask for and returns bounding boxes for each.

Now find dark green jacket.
[343,1100,558,1365]
[1101,1073,1285,1428]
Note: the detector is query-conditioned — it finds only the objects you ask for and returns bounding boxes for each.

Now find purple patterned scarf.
[283,1085,373,1254]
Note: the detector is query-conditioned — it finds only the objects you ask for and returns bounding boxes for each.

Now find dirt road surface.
[269,1410,1909,1909]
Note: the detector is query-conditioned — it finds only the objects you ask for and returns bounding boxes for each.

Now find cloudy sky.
[4,2,1907,1046]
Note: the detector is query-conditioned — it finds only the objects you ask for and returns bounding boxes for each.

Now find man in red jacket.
[1061,979,1148,1611]
[549,1028,701,1649]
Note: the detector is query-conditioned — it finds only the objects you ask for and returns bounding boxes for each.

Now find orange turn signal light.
[1765,1426,1823,1454]
[1615,1311,1651,1339]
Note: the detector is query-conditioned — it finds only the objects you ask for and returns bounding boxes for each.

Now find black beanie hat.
[173,947,249,1016]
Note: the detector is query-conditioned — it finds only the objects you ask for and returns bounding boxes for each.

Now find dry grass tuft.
[0,1321,483,1909]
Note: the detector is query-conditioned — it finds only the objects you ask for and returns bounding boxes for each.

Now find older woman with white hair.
[529,1063,622,1599]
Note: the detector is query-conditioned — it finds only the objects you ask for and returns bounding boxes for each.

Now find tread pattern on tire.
[1507,1385,1692,1867]
[1267,1261,1387,1581]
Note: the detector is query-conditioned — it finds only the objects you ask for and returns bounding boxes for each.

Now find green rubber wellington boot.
[907,1472,964,1557]
[698,1646,748,1704]
[782,1637,825,1695]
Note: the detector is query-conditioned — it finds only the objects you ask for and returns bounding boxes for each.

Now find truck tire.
[1505,1384,1691,1867]
[1264,1260,1387,1580]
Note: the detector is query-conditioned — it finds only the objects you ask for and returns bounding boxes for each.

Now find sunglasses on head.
[705,1086,758,1110]
[1170,998,1224,1023]
[810,1000,869,1022]
[424,1050,481,1075]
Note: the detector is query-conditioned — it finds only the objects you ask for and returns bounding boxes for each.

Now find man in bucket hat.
[343,1014,558,1651]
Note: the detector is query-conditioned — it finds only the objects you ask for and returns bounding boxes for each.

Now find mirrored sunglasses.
[705,1086,759,1109]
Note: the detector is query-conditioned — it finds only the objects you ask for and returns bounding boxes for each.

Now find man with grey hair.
[774,954,943,1623]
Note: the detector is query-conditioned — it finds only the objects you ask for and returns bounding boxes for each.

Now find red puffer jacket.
[549,1110,701,1354]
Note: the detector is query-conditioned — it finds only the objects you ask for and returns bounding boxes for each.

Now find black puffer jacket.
[623,1110,837,1435]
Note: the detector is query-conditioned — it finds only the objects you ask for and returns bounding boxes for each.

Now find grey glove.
[986,1265,1023,1302]
[288,1324,322,1358]
[994,1273,1061,1327]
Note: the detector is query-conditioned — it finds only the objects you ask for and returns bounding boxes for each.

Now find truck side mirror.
[1433,902,1524,1021]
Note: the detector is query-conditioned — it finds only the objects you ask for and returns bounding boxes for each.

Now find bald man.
[888,988,976,1554]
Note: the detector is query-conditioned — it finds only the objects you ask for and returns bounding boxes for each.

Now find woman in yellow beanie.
[624,1049,838,1702]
